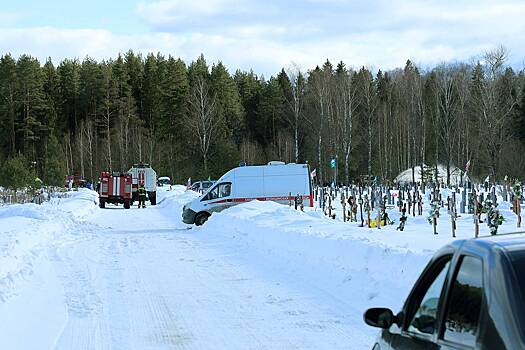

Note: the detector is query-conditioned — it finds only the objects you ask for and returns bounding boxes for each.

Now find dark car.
[364,233,525,350]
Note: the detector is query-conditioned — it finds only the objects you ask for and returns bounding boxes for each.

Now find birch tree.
[284,63,305,163]
[185,75,220,172]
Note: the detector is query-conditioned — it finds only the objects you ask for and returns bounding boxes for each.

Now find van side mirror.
[364,308,398,329]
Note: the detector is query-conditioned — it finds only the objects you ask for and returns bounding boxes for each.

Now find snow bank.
[157,185,197,206]
[170,193,523,344]
[0,203,48,220]
[0,189,98,303]
[197,201,433,313]
[55,188,98,219]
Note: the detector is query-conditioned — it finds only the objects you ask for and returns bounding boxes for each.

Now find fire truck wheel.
[124,200,130,209]
[194,212,210,226]
[99,200,106,209]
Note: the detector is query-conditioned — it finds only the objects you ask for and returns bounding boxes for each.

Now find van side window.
[442,256,483,347]
[202,182,231,201]
[220,183,231,197]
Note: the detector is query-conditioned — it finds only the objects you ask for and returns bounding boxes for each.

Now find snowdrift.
[193,200,433,316]
[0,189,98,302]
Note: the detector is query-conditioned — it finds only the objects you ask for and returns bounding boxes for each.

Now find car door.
[436,255,484,350]
[389,256,452,350]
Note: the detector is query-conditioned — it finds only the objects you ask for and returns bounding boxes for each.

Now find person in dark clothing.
[138,184,146,208]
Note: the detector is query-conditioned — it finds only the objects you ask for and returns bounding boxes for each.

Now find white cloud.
[136,0,245,27]
[1,1,525,75]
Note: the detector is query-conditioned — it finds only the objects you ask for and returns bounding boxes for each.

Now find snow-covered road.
[3,186,519,349]
[1,189,368,349]
[49,207,357,349]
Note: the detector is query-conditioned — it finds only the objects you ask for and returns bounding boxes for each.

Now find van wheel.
[195,212,210,226]
[124,200,130,209]
[99,199,106,209]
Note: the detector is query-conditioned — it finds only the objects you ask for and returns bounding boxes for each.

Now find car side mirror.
[364,308,398,329]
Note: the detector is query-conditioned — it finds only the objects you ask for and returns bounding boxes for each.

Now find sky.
[1,0,524,76]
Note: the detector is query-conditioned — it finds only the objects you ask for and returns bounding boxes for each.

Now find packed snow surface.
[0,186,522,349]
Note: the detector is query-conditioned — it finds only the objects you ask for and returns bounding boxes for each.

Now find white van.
[182,162,313,225]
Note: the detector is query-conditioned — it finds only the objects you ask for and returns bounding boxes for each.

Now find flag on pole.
[310,168,317,178]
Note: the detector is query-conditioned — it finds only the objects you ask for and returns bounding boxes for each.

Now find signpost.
[330,156,337,187]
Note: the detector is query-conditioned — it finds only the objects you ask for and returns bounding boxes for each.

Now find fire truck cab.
[98,171,133,209]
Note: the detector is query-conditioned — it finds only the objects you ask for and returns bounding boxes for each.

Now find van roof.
[218,163,308,180]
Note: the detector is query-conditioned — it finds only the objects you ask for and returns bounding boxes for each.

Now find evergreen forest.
[1,47,524,187]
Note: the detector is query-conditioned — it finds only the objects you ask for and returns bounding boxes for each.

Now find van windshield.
[202,182,231,201]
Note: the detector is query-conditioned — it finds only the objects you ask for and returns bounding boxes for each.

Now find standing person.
[138,184,147,208]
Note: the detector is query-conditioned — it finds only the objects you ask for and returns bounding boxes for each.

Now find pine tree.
[210,61,242,144]
[0,54,18,158]
[0,153,35,195]
[44,134,67,186]
[258,77,287,158]
[158,56,189,178]
[15,55,47,168]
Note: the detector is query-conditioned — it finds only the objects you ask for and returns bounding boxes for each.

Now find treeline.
[0,48,524,187]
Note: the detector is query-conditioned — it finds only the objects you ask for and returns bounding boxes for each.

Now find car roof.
[474,232,525,251]
[447,233,525,256]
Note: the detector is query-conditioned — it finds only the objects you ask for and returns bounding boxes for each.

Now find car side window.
[202,183,231,201]
[407,259,451,336]
[442,256,483,347]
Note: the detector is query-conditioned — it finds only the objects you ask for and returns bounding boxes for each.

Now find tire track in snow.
[48,196,363,349]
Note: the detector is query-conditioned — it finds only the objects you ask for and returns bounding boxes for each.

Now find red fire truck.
[98,171,133,209]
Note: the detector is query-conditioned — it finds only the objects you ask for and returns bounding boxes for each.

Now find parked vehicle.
[158,176,171,186]
[364,233,525,350]
[98,171,133,209]
[64,174,85,188]
[183,162,313,226]
[128,163,157,205]
[190,180,215,193]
